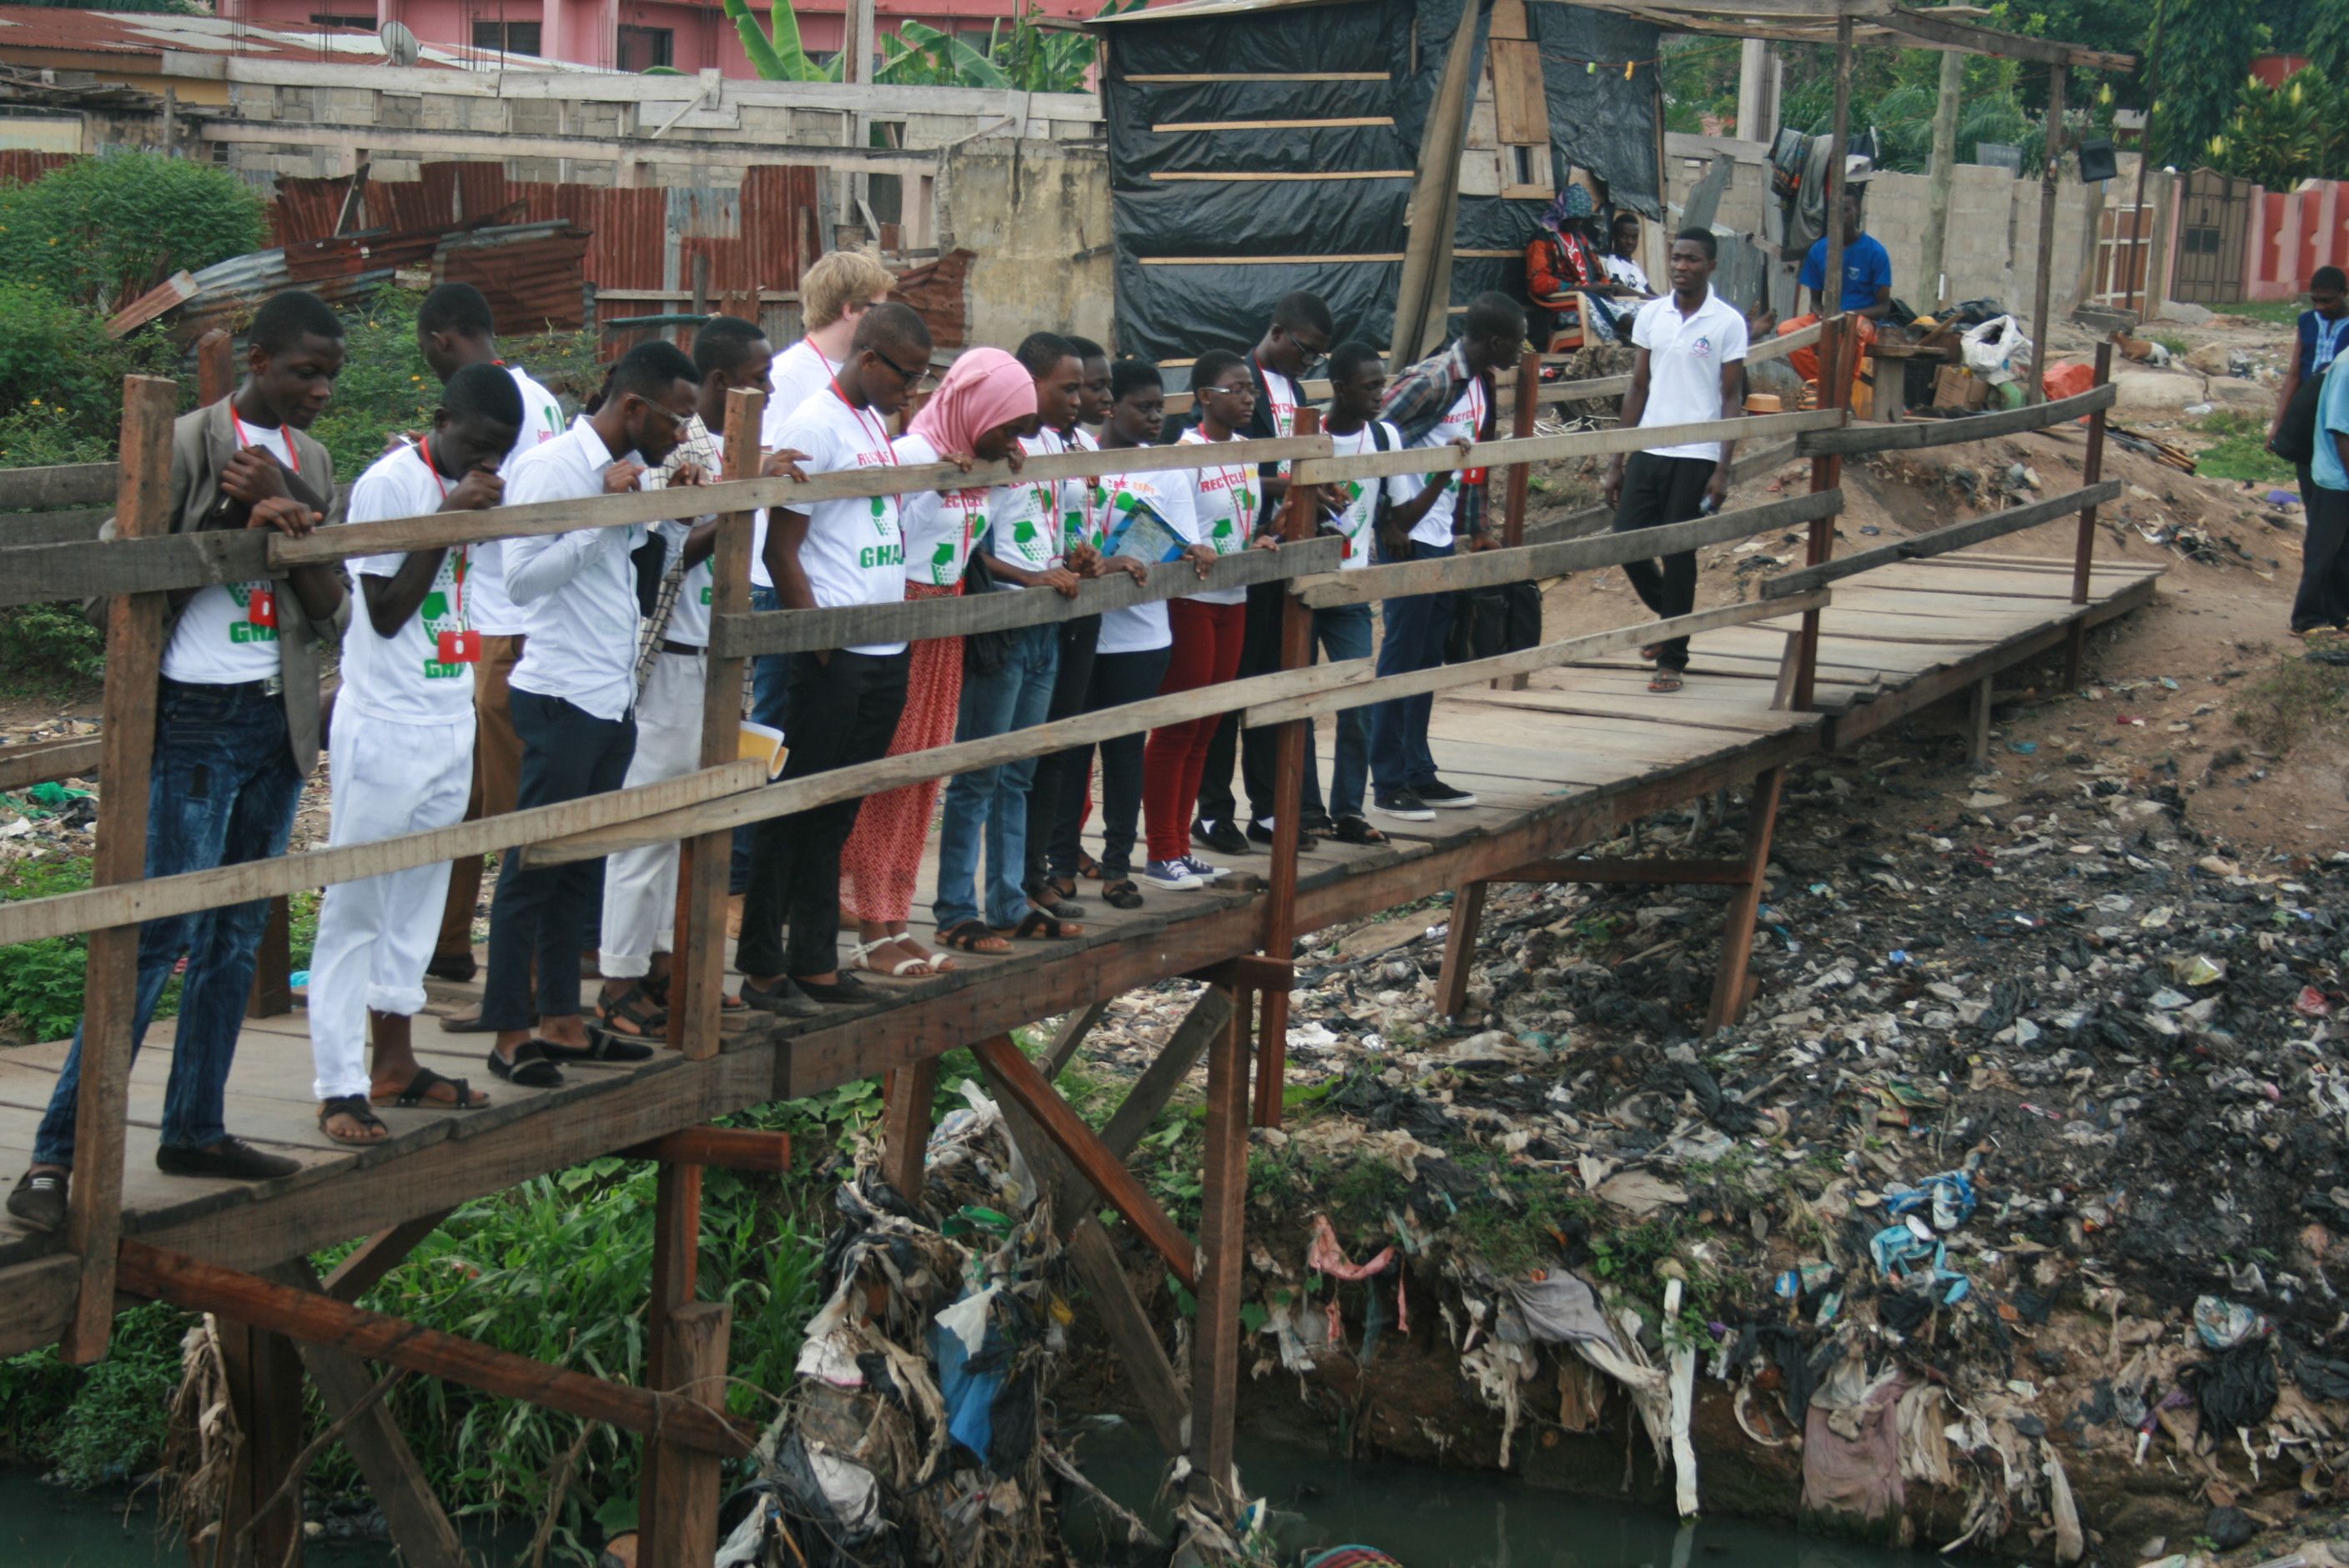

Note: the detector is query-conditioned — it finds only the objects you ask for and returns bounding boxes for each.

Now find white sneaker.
[1180,854,1230,882]
[1143,858,1205,890]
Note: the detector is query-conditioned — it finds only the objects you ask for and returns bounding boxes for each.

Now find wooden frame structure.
[0,329,2146,1560]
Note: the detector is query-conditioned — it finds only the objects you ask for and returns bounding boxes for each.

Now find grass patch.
[2147,332,2191,358]
[2213,300,2305,326]
[2233,655,2349,755]
[2195,409,2296,486]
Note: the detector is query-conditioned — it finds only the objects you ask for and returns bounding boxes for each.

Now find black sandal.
[596,980,669,1039]
[542,1028,656,1064]
[1010,910,1085,941]
[372,1066,485,1110]
[318,1094,390,1144]
[940,920,1011,953]
[1026,880,1085,919]
[1330,815,1389,846]
[1075,851,1104,882]
[486,1041,565,1088]
[1102,879,1144,910]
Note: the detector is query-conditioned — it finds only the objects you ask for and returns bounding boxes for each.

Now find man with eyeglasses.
[737,302,934,1018]
[1190,289,1335,857]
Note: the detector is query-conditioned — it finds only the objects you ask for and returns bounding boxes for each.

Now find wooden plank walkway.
[0,551,2163,1337]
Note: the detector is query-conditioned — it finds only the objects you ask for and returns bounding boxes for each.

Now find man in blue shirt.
[2301,327,2349,636]
[1798,187,1894,321]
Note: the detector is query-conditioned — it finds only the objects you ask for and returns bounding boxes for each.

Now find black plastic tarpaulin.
[1102,0,1662,366]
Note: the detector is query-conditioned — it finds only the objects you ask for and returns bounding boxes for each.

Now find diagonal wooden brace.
[969,1035,1198,1289]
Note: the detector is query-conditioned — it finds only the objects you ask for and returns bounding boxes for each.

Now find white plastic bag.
[1962,314,2032,386]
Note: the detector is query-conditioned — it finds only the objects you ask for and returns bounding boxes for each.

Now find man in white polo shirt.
[478,340,701,1088]
[737,302,933,1018]
[1602,228,1748,694]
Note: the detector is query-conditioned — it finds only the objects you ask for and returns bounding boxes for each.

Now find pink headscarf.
[908,348,1037,497]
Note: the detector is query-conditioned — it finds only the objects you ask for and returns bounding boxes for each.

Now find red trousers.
[1144,599,1245,862]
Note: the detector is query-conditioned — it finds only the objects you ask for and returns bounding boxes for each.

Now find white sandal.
[848,937,940,978]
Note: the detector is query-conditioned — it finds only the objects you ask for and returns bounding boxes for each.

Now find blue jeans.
[731,583,795,894]
[933,621,1059,930]
[35,680,305,1167]
[1301,602,1375,822]
[1369,539,1455,794]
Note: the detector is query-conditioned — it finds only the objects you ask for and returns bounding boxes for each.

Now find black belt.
[658,639,705,656]
[162,673,283,699]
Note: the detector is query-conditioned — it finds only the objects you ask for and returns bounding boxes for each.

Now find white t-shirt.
[1175,429,1255,607]
[1064,425,1106,556]
[1605,254,1652,294]
[1632,287,1750,462]
[755,340,845,590]
[340,443,477,724]
[893,432,988,588]
[772,387,907,657]
[1095,468,1198,656]
[1324,422,1422,569]
[161,419,299,686]
[1257,360,1303,493]
[1407,379,1485,548]
[464,364,567,637]
[983,428,1069,585]
[505,418,649,723]
[643,417,720,650]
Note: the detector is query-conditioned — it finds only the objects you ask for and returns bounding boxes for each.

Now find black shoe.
[155,1137,301,1181]
[6,1170,65,1232]
[1299,812,1336,837]
[1373,789,1434,822]
[425,951,477,983]
[795,971,877,1006]
[1246,818,1277,845]
[1417,780,1480,809]
[1192,817,1249,856]
[740,976,823,1019]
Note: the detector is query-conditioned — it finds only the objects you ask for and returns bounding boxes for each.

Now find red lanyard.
[416,439,466,620]
[832,379,896,460]
[230,409,298,475]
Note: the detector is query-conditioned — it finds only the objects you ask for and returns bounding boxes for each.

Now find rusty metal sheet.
[363,180,450,234]
[439,230,591,334]
[450,161,512,224]
[269,175,348,246]
[888,248,972,352]
[0,151,73,187]
[741,164,822,292]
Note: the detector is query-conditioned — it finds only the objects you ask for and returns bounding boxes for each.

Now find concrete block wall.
[939,138,1113,352]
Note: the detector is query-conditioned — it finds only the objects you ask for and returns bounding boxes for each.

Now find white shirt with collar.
[504,415,649,723]
[753,339,844,591]
[1632,287,1749,463]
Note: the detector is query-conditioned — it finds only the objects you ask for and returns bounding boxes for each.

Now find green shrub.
[0,602,104,692]
[0,284,179,447]
[0,153,266,311]
[0,1302,191,1482]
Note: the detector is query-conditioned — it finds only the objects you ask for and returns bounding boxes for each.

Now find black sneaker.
[155,1137,300,1182]
[1417,780,1480,809]
[1192,817,1249,856]
[740,976,823,1019]
[6,1169,66,1232]
[1374,789,1434,822]
[795,972,878,1006]
[1299,812,1336,836]
[1246,818,1277,845]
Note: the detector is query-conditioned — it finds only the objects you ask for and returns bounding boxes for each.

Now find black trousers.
[1612,451,1716,672]
[737,648,910,978]
[482,690,636,1030]
[1024,613,1100,887]
[2295,466,2349,632]
[1049,645,1171,882]
[1195,577,1285,825]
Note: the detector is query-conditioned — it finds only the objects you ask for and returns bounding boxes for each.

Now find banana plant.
[725,0,840,83]
[726,0,1142,90]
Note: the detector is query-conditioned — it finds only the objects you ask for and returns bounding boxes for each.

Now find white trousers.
[309,705,475,1101]
[600,650,706,979]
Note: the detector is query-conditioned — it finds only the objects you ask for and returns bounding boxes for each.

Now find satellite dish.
[379,19,420,65]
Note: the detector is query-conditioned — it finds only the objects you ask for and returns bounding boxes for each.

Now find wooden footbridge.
[0,327,2150,1564]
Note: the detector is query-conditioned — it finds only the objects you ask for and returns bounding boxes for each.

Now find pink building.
[213,0,1095,75]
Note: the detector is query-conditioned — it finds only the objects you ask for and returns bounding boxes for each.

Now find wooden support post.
[1793,16,1854,715]
[1255,405,1319,1128]
[1185,988,1250,1515]
[1966,676,1994,763]
[1389,0,1482,369]
[214,1314,306,1568]
[2064,340,2114,686]
[270,1259,467,1568]
[61,374,175,1365]
[1793,314,1845,713]
[622,1127,793,1172]
[638,1155,703,1554]
[1435,877,1488,1019]
[1497,346,1540,692]
[1703,766,1783,1033]
[322,1210,452,1303]
[2028,64,2067,406]
[195,329,234,408]
[674,385,763,1057]
[644,1301,731,1568]
[245,892,294,1018]
[1066,1218,1189,1456]
[878,1056,940,1202]
[971,1034,1197,1287]
[1044,998,1112,1082]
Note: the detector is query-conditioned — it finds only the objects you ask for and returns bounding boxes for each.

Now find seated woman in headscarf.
[1524,187,1625,348]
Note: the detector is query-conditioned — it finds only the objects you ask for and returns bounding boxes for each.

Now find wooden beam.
[245,892,294,1019]
[712,535,1344,657]
[2028,63,2066,406]
[645,1301,731,1568]
[0,736,103,792]
[621,1128,793,1173]
[1497,857,1752,885]
[639,1157,704,1561]
[1435,878,1488,1018]
[215,1312,307,1566]
[1704,768,1784,1032]
[272,1259,467,1568]
[1184,955,1294,993]
[1044,999,1112,1082]
[1795,383,2115,455]
[521,656,1376,870]
[115,1240,758,1458]
[969,1036,1197,1289]
[1289,409,1842,486]
[1759,482,2119,596]
[1185,988,1250,1513]
[0,460,117,512]
[1966,676,1993,762]
[1256,405,1318,1128]
[1241,591,1831,729]
[1293,488,1842,607]
[1877,7,2135,71]
[1097,988,1235,1163]
[59,374,174,1366]
[322,1209,453,1304]
[1390,0,1482,369]
[0,759,767,949]
[1065,1219,1188,1456]
[878,1057,941,1203]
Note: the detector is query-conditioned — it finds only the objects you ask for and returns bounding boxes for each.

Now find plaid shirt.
[633,412,722,695]
[1376,340,1492,541]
